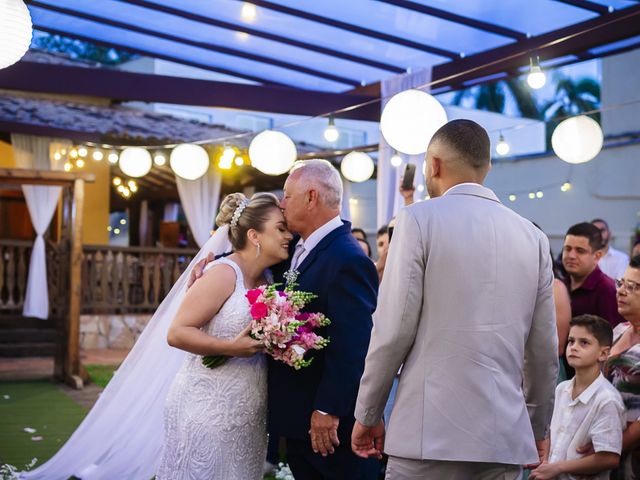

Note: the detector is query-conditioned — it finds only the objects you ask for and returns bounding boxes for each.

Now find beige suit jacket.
[355,183,558,465]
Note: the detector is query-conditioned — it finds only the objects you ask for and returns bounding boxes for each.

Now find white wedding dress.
[157,257,268,480]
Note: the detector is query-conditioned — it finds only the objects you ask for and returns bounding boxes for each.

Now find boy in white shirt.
[530,314,626,480]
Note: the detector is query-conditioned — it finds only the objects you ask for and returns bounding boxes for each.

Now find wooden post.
[64,178,87,388]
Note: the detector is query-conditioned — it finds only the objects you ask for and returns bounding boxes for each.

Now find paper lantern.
[551,116,603,164]
[380,89,448,155]
[119,147,152,178]
[0,0,32,70]
[249,130,297,176]
[170,144,210,180]
[341,151,374,183]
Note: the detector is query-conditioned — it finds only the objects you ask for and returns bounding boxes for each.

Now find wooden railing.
[0,240,31,314]
[0,240,198,316]
[80,245,198,313]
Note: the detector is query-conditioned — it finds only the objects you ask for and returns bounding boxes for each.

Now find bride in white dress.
[20,192,291,480]
[157,192,292,479]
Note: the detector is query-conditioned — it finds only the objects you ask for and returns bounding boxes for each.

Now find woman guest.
[606,255,640,477]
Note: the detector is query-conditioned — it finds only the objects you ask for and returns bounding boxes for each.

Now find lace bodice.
[157,257,268,480]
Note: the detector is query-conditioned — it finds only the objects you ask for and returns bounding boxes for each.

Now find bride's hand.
[228,324,263,357]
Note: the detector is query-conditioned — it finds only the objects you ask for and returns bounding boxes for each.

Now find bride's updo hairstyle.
[215,192,281,251]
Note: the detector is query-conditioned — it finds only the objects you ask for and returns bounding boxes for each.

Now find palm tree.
[542,74,601,146]
[451,78,540,120]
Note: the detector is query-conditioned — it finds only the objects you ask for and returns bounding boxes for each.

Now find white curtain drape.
[175,166,222,247]
[11,134,70,319]
[376,68,432,228]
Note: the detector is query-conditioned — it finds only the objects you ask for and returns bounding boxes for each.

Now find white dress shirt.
[548,373,625,480]
[599,246,630,280]
[291,216,343,270]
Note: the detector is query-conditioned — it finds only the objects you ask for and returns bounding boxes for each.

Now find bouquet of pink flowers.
[202,282,330,370]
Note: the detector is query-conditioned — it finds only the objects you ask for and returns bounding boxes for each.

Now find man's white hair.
[289,159,343,209]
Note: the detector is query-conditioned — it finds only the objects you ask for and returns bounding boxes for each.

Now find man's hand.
[309,411,339,456]
[576,441,594,456]
[187,252,214,288]
[351,420,384,460]
[399,185,415,206]
[525,438,550,469]
[529,462,562,480]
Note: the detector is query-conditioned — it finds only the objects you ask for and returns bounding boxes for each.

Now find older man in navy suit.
[191,159,379,479]
[269,160,379,479]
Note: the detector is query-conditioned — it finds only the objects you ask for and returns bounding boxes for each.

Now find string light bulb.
[92,150,104,161]
[113,177,122,186]
[527,56,546,90]
[78,147,88,158]
[241,2,256,21]
[69,148,78,159]
[561,181,572,192]
[528,192,535,199]
[496,133,510,156]
[53,152,62,161]
[508,194,516,202]
[536,191,544,198]
[323,116,340,143]
[153,153,166,166]
[108,151,119,164]
[76,159,85,168]
[63,162,72,172]
[390,151,402,167]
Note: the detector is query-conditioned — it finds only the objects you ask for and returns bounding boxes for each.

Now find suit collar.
[296,220,352,276]
[443,182,501,204]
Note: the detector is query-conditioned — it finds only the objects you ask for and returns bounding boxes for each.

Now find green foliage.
[85,364,118,388]
[31,32,136,65]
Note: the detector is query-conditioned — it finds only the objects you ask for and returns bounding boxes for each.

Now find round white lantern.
[341,151,374,183]
[249,130,297,176]
[551,115,603,164]
[0,0,32,70]
[119,147,152,178]
[170,144,210,180]
[380,89,448,155]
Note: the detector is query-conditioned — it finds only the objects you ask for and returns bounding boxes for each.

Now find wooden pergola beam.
[0,168,95,186]
[0,168,94,388]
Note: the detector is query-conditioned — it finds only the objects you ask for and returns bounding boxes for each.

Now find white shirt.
[291,215,343,270]
[599,246,630,280]
[549,373,625,480]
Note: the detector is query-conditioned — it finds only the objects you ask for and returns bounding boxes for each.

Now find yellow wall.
[0,140,16,167]
[82,156,110,245]
[0,141,110,245]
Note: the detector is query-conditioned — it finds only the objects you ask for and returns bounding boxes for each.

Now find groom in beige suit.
[352,119,558,479]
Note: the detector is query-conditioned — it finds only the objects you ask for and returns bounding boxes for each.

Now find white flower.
[291,345,306,356]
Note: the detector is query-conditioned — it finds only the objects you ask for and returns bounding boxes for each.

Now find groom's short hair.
[289,159,343,209]
[430,119,490,171]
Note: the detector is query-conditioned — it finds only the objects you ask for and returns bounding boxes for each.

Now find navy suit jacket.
[268,220,378,441]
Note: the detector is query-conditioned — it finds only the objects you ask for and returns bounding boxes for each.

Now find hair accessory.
[230,198,250,228]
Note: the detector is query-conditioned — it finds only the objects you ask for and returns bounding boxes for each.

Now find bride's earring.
[255,243,261,258]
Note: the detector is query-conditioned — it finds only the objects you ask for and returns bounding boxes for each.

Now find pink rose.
[250,302,268,319]
[246,289,262,305]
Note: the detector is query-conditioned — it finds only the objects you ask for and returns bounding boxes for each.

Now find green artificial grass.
[84,364,118,389]
[0,380,87,471]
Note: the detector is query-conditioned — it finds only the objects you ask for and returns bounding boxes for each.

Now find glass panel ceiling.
[407,0,596,36]
[24,0,640,92]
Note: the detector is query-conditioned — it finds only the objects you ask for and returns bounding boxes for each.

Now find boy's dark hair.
[565,222,604,252]
[631,254,640,269]
[570,314,613,347]
[377,225,389,237]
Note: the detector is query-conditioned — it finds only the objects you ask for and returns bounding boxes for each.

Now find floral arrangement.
[202,282,330,370]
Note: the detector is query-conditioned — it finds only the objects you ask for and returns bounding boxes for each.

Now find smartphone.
[401,163,416,191]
